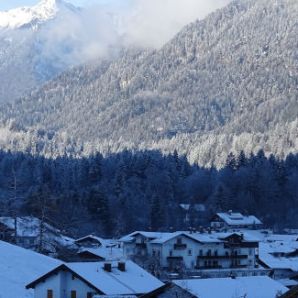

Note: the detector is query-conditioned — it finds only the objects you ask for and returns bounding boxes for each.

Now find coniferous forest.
[0,149,297,237]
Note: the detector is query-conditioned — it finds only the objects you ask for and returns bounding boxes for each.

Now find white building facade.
[122,231,259,271]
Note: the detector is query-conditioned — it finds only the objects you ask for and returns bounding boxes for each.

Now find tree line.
[0,149,297,237]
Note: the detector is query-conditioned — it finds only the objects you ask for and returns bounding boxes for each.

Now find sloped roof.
[216,212,262,226]
[27,261,164,295]
[78,246,124,261]
[150,231,259,245]
[120,231,173,242]
[259,242,298,271]
[174,276,287,298]
[0,240,61,298]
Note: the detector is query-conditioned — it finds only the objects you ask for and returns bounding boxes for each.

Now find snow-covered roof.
[75,234,105,244]
[120,231,173,243]
[78,246,124,261]
[174,276,287,298]
[150,231,259,245]
[179,204,206,212]
[27,261,164,295]
[0,216,75,249]
[0,240,61,298]
[215,212,262,226]
[259,242,298,271]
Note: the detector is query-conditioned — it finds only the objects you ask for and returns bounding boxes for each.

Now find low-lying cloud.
[39,0,231,64]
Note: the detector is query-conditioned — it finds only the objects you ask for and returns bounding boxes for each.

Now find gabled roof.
[150,231,259,245]
[215,212,262,226]
[78,246,124,261]
[26,261,164,295]
[120,231,173,242]
[75,235,105,245]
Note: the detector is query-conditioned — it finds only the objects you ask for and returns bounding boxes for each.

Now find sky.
[0,0,231,62]
[0,0,113,10]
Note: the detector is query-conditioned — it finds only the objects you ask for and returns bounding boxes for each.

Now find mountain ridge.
[0,0,297,166]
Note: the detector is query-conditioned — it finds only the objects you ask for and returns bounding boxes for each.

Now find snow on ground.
[0,240,61,298]
[174,276,288,298]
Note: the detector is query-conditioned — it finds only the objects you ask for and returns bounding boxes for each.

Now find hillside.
[0,0,297,166]
[0,0,80,103]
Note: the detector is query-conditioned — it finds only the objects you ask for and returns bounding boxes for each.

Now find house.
[120,231,173,258]
[141,283,196,298]
[0,216,75,253]
[121,231,260,272]
[171,276,287,298]
[210,211,262,229]
[0,240,61,298]
[75,235,108,248]
[26,260,164,298]
[77,246,124,262]
[258,240,298,280]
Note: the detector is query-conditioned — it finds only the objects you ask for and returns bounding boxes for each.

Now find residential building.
[121,231,259,271]
[210,211,262,229]
[26,260,164,298]
[0,216,75,253]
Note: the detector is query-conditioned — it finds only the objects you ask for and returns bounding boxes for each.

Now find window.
[71,291,77,298]
[199,249,203,256]
[47,290,53,298]
[214,250,218,256]
[169,250,173,257]
[188,249,192,256]
[152,250,156,257]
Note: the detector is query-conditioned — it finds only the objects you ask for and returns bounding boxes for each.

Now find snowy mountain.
[0,0,76,30]
[0,0,296,166]
[0,0,80,103]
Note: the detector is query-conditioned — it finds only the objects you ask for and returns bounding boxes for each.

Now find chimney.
[118,262,126,272]
[103,263,112,272]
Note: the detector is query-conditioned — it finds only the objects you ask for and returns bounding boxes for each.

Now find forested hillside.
[1,149,297,237]
[0,0,297,166]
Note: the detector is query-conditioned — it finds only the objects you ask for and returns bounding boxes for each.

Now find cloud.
[37,0,232,69]
[122,0,231,48]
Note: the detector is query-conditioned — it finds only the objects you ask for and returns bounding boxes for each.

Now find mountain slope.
[0,0,80,103]
[0,0,297,166]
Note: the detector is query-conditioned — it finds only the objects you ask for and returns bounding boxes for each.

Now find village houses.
[121,231,259,271]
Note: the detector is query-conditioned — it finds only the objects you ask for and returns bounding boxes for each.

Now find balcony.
[230,265,247,268]
[198,255,247,259]
[195,265,223,270]
[174,243,187,250]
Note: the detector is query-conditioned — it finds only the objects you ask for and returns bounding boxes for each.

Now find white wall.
[148,236,257,270]
[34,270,97,298]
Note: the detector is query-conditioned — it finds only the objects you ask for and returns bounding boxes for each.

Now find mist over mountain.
[0,0,297,166]
[0,0,229,104]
